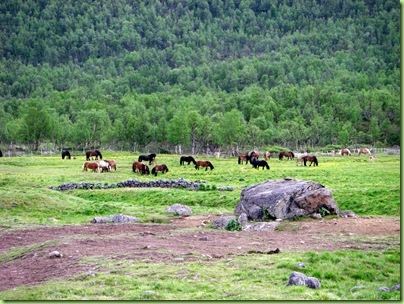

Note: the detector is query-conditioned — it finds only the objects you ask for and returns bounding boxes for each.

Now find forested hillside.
[0,0,400,153]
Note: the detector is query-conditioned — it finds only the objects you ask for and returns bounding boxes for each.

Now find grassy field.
[0,151,400,300]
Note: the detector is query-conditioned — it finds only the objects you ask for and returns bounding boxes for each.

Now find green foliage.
[225,219,242,231]
[0,0,399,150]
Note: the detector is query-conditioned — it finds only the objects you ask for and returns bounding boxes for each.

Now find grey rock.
[243,222,280,231]
[212,216,237,229]
[235,179,340,220]
[164,204,192,216]
[91,214,140,224]
[287,271,321,289]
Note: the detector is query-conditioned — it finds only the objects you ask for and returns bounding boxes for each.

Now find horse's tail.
[82,162,86,171]
[279,153,282,160]
[313,156,318,166]
[132,162,136,173]
[151,167,156,176]
[238,156,241,164]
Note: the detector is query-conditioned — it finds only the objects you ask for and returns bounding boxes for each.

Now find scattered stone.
[199,236,208,241]
[286,271,321,289]
[90,214,140,224]
[351,286,365,292]
[212,216,237,229]
[297,262,305,268]
[376,287,391,292]
[339,210,358,218]
[48,251,62,258]
[243,222,280,231]
[390,284,400,291]
[164,204,192,216]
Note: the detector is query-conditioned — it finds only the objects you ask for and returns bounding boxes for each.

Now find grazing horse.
[180,156,196,165]
[251,157,270,170]
[138,153,156,165]
[302,155,318,167]
[279,151,295,160]
[249,151,259,159]
[105,159,117,171]
[238,153,250,165]
[195,160,214,171]
[86,150,102,161]
[296,157,304,166]
[340,148,351,156]
[97,160,111,172]
[263,151,271,161]
[132,161,150,175]
[369,156,376,163]
[62,150,71,160]
[151,164,169,176]
[82,161,100,173]
[214,152,221,158]
[358,148,371,156]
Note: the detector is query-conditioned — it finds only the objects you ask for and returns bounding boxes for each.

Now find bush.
[225,219,242,231]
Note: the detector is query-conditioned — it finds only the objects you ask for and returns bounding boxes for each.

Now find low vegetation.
[0,152,400,300]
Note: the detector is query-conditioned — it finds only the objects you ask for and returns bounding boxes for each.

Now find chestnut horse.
[195,160,214,171]
[86,150,102,161]
[180,156,196,165]
[151,164,169,176]
[132,161,150,175]
[238,153,250,165]
[251,158,270,170]
[279,151,295,160]
[302,155,318,166]
[105,159,117,171]
[62,150,71,159]
[82,161,99,173]
[249,151,259,159]
[138,153,156,165]
[358,148,371,156]
[263,151,271,161]
[340,148,351,156]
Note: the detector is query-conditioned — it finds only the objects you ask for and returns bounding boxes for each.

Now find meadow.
[0,151,400,300]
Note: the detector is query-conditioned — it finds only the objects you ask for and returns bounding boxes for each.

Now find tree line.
[0,0,400,153]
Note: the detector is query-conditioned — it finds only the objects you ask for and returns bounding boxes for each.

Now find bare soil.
[0,215,400,292]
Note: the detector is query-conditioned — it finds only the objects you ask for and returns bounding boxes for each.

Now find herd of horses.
[58,146,375,176]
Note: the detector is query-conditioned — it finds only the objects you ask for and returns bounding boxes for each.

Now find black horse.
[251,157,270,170]
[138,153,157,165]
[62,150,71,160]
[86,150,102,161]
[180,155,196,165]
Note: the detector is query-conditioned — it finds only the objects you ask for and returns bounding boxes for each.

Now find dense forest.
[0,0,400,154]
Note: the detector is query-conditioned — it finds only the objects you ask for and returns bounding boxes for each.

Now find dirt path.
[0,216,400,292]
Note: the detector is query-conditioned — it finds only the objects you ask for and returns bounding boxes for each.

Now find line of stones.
[49,177,234,191]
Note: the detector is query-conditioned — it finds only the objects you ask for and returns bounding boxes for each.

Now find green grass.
[0,152,400,300]
[0,249,399,300]
[0,152,399,225]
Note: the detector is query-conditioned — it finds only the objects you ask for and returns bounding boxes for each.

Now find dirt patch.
[0,215,399,292]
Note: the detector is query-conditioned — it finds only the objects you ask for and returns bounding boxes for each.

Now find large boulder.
[234,179,340,220]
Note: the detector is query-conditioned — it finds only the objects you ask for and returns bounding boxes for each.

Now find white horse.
[97,160,111,172]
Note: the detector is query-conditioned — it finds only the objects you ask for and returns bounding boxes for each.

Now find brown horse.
[195,160,214,171]
[302,155,318,166]
[340,148,351,156]
[86,150,102,161]
[82,161,100,173]
[279,151,295,160]
[249,151,259,159]
[132,161,150,175]
[104,159,117,171]
[151,164,169,176]
[263,151,271,161]
[238,153,250,165]
[358,148,371,156]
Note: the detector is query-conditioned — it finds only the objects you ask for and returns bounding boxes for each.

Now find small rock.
[351,286,365,292]
[297,262,305,268]
[199,236,208,241]
[376,287,391,292]
[48,251,62,258]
